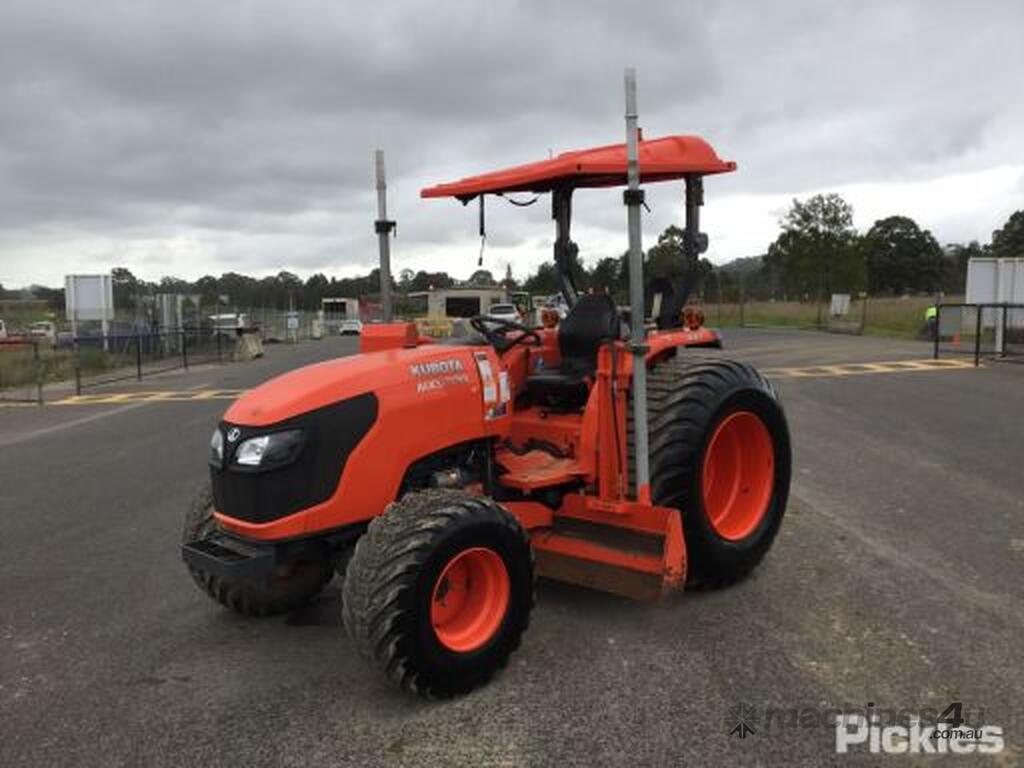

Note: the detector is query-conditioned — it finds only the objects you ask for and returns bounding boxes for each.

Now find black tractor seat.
[526,294,622,407]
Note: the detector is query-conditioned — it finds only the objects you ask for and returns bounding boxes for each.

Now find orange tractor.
[183,131,790,697]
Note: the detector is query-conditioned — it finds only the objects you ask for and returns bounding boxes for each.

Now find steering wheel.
[470,316,542,352]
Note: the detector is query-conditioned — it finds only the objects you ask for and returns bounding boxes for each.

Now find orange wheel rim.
[430,547,510,653]
[701,410,775,541]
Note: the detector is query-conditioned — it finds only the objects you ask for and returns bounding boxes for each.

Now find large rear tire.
[342,490,534,698]
[632,355,791,588]
[182,485,333,617]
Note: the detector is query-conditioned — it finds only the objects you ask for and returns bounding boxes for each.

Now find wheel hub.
[701,410,775,541]
[430,547,510,652]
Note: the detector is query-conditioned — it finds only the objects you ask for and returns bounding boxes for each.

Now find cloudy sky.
[1,0,1022,288]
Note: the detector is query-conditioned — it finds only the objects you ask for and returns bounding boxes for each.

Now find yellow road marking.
[763,358,975,379]
[2,359,979,408]
[50,389,246,405]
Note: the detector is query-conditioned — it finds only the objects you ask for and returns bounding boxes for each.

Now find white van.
[209,313,248,336]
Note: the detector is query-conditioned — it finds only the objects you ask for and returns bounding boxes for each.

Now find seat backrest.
[557,294,621,372]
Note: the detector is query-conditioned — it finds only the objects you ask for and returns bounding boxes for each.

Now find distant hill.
[715,255,764,274]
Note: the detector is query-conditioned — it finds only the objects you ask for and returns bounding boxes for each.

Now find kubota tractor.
[183,134,791,697]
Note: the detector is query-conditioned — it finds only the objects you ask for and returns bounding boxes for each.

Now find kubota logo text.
[409,358,465,377]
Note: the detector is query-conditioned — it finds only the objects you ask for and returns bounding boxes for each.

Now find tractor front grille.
[211,392,378,524]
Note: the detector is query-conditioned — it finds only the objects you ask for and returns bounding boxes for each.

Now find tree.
[194,275,220,306]
[587,257,620,294]
[763,193,864,300]
[398,268,415,291]
[409,271,454,292]
[214,272,257,307]
[695,257,714,293]
[522,262,560,295]
[303,273,330,308]
[159,275,190,294]
[111,267,140,310]
[861,215,944,294]
[942,241,984,293]
[28,284,65,312]
[645,225,688,280]
[990,210,1024,259]
[468,269,496,286]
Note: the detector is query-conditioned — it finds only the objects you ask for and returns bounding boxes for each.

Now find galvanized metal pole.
[624,67,650,498]
[375,150,394,323]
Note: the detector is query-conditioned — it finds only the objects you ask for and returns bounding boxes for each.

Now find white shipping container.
[965,258,1024,351]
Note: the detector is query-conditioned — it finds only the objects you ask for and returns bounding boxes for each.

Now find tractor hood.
[224,344,478,427]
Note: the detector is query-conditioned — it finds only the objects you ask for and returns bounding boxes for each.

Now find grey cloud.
[0,0,1021,285]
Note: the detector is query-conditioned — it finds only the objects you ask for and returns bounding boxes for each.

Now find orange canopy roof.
[421,134,735,199]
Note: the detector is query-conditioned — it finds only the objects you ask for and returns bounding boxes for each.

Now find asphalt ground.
[1,329,1021,766]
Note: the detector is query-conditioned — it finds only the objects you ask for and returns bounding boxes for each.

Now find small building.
[321,297,360,331]
[408,287,509,319]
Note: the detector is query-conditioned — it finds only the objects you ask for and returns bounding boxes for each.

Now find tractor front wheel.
[342,490,534,697]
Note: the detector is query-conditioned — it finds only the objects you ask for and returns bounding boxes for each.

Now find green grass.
[0,345,145,391]
[705,295,956,340]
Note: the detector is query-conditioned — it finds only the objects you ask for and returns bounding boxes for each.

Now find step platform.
[496,447,584,489]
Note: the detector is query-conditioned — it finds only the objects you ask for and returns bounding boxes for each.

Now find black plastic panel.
[211,392,378,524]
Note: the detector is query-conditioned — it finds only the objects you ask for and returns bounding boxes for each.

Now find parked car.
[28,321,57,345]
[485,303,522,323]
[339,319,363,336]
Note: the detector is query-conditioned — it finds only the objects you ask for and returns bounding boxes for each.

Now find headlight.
[209,428,224,467]
[234,429,304,468]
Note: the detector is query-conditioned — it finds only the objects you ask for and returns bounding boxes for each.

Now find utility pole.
[375,150,396,322]
[624,67,650,501]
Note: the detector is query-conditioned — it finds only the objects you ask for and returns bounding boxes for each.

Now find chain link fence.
[244,308,319,343]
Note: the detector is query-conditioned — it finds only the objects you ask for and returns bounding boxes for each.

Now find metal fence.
[0,320,311,402]
[932,303,1024,366]
[72,328,234,393]
[702,293,946,338]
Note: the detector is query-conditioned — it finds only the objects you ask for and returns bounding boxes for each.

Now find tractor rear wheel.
[342,490,534,698]
[631,355,791,588]
[182,485,333,617]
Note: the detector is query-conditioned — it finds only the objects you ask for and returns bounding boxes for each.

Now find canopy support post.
[552,186,579,307]
[624,67,650,501]
[658,174,707,328]
[374,149,396,323]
